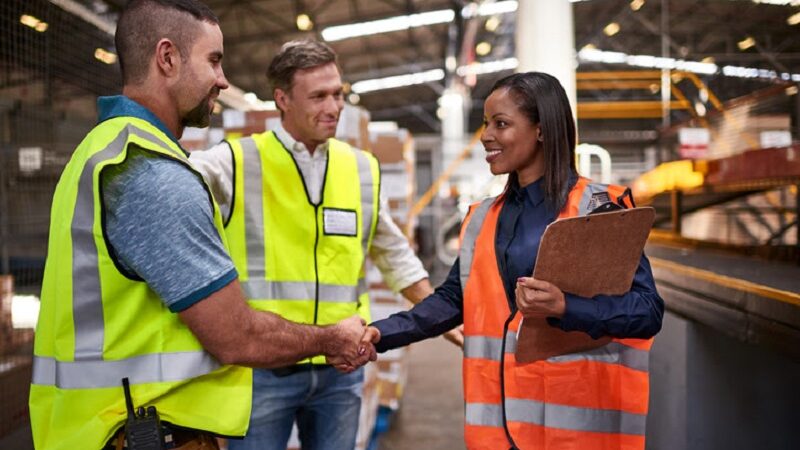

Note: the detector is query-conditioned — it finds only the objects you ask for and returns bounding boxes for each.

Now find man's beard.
[182,89,217,128]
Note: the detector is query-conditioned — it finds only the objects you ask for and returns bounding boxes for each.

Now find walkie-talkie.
[122,377,165,449]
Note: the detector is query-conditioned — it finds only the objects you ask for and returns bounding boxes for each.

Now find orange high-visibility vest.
[459,177,653,450]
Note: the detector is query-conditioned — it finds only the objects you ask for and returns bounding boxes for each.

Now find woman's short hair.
[489,72,577,211]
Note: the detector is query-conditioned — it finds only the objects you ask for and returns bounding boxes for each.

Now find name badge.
[323,208,358,236]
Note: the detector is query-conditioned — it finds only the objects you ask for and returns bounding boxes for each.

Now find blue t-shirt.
[98,96,237,312]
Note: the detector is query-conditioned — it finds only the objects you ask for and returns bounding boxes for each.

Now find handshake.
[323,316,381,373]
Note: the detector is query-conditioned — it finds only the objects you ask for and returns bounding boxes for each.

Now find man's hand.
[330,325,380,373]
[325,316,377,372]
[515,277,566,319]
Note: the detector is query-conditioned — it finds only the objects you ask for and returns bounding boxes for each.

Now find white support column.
[515,0,577,116]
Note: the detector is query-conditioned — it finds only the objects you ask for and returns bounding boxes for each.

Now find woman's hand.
[515,277,566,319]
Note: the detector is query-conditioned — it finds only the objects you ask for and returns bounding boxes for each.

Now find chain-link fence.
[1,0,121,446]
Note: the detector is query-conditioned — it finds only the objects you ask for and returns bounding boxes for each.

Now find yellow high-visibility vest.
[225,131,380,364]
[30,117,252,450]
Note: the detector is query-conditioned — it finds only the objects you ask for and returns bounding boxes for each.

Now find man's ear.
[274,88,290,112]
[155,38,180,77]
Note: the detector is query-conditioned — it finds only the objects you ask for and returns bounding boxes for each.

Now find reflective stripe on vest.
[241,279,369,303]
[459,198,494,291]
[463,334,649,373]
[240,137,267,280]
[32,351,219,389]
[465,400,647,436]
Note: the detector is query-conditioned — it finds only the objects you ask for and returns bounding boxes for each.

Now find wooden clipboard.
[515,207,655,363]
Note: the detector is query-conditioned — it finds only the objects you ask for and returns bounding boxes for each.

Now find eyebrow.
[210,51,223,60]
[309,86,343,96]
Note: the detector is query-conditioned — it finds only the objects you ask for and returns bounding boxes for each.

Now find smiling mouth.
[485,149,502,163]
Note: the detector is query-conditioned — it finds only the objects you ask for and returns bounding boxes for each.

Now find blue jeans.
[228,365,364,450]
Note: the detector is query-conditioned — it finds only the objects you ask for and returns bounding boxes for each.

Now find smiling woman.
[481,72,577,211]
[367,72,664,450]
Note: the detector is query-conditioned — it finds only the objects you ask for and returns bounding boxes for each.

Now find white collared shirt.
[190,121,428,292]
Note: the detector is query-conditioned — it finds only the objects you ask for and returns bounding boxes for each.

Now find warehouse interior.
[1,0,799,449]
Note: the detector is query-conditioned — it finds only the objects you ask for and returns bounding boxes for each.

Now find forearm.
[232,310,334,368]
[400,278,434,304]
[180,280,343,368]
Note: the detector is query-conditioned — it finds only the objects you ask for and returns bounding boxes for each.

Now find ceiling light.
[701,56,715,64]
[461,1,518,18]
[578,47,718,75]
[296,13,313,31]
[786,85,799,96]
[603,22,620,36]
[737,36,755,50]
[751,0,800,5]
[456,57,519,77]
[351,69,445,94]
[475,42,492,56]
[788,11,800,25]
[581,43,597,51]
[694,101,707,117]
[322,9,455,41]
[94,48,117,64]
[20,14,48,32]
[630,0,645,11]
[348,93,360,104]
[445,56,457,71]
[485,16,501,32]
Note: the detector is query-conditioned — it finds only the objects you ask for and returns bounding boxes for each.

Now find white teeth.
[486,150,501,157]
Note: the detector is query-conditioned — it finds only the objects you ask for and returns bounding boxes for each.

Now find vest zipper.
[312,204,321,324]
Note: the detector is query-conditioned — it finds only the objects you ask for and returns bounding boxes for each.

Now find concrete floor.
[377,337,465,450]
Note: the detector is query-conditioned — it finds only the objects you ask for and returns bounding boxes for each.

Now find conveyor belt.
[646,242,800,360]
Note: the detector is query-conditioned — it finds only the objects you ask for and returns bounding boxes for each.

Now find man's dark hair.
[490,72,577,212]
[115,0,219,85]
[267,39,338,95]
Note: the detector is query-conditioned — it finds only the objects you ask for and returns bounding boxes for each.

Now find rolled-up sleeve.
[368,190,429,292]
[188,141,235,221]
